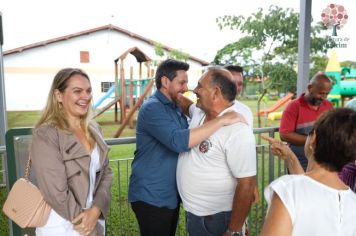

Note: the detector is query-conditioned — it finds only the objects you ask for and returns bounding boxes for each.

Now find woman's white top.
[85,143,100,209]
[264,174,356,236]
[36,144,103,236]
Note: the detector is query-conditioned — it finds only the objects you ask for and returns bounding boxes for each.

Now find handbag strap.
[24,155,31,180]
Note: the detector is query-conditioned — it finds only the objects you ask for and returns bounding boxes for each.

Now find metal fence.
[3,126,286,236]
[0,145,6,187]
[104,126,285,236]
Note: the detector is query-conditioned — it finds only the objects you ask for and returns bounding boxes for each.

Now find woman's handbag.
[2,156,51,228]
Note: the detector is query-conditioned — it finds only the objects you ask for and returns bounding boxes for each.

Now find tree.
[153,42,165,57]
[340,60,356,68]
[153,42,190,65]
[263,63,297,93]
[310,55,328,77]
[215,5,335,93]
[167,49,190,61]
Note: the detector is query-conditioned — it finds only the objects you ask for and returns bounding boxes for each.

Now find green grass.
[0,178,6,235]
[7,111,42,128]
[1,98,287,235]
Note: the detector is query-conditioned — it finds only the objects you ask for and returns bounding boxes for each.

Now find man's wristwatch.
[226,228,242,236]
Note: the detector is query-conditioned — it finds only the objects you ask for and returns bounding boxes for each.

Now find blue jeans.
[186,211,231,236]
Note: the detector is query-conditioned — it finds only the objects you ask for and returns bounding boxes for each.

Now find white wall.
[4,30,204,111]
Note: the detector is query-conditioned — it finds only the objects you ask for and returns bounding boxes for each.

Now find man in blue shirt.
[129,59,243,236]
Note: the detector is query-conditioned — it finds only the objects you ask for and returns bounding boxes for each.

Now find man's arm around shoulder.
[176,93,194,117]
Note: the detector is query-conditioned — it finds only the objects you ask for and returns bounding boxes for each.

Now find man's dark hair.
[313,108,356,172]
[224,65,243,73]
[208,67,237,102]
[155,59,189,89]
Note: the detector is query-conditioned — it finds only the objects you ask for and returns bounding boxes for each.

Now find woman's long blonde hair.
[36,68,93,138]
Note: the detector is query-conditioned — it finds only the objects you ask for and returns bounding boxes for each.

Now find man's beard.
[170,92,181,105]
[310,97,323,106]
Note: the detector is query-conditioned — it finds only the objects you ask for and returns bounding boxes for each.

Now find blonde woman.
[31,68,112,236]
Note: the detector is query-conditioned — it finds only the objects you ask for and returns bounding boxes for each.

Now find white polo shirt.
[176,104,256,216]
[234,100,253,128]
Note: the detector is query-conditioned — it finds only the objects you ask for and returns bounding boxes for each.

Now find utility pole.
[0,12,8,146]
[297,0,312,96]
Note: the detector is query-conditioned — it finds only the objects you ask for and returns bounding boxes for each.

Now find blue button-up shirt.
[128,90,190,209]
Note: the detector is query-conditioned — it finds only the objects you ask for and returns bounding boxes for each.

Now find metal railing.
[2,126,285,236]
[0,145,6,187]
[104,126,284,236]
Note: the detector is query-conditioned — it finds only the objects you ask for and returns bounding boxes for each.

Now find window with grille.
[101,82,115,92]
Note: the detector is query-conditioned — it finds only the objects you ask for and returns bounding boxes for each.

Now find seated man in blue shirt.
[128,59,244,236]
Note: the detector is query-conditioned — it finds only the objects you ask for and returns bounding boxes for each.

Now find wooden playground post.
[147,64,150,78]
[114,79,155,138]
[138,62,142,98]
[95,47,152,123]
[129,66,134,128]
[139,62,142,79]
[114,61,119,122]
[120,59,126,124]
[135,62,142,99]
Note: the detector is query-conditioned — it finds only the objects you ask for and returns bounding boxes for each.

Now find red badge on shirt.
[199,140,212,153]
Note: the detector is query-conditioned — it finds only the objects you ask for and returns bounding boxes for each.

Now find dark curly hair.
[313,108,356,172]
[155,59,189,89]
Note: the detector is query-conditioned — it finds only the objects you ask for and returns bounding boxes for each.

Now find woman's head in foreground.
[309,108,356,172]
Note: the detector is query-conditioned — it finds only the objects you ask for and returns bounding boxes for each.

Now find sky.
[1,0,355,63]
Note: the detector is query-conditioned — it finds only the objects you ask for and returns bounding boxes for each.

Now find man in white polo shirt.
[176,67,256,236]
[224,65,253,128]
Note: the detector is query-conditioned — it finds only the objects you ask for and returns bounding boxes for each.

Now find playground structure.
[94,47,156,137]
[267,111,283,121]
[257,50,356,121]
[325,50,356,107]
[94,85,115,109]
[257,92,294,117]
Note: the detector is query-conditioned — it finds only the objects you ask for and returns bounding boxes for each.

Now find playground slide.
[258,92,294,116]
[268,111,283,121]
[94,85,115,109]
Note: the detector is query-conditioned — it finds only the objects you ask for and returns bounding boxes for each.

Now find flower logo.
[321,4,348,36]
